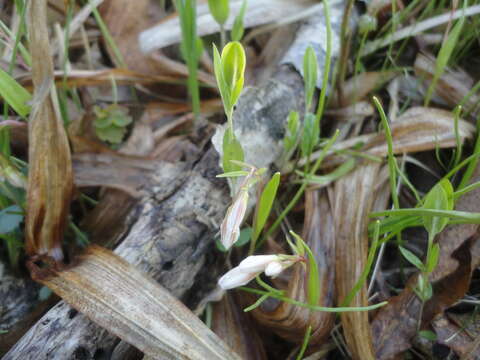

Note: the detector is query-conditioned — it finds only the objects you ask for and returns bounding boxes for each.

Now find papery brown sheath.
[25,0,73,261]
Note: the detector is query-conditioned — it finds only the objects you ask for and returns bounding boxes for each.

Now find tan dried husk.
[211,293,268,360]
[25,0,73,261]
[332,163,381,360]
[251,189,336,345]
[29,245,241,360]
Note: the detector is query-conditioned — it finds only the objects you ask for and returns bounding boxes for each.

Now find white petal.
[265,261,284,277]
[218,267,257,290]
[238,255,278,273]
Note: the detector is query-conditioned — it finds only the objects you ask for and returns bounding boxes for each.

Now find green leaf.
[216,170,250,178]
[221,41,246,109]
[208,0,229,26]
[213,44,231,113]
[399,246,424,271]
[419,330,437,341]
[303,46,318,112]
[252,172,280,242]
[301,113,319,158]
[422,179,454,238]
[297,158,356,185]
[0,205,23,234]
[234,227,252,247]
[284,110,299,152]
[222,131,244,173]
[426,243,440,274]
[95,126,127,144]
[231,0,247,41]
[0,67,31,117]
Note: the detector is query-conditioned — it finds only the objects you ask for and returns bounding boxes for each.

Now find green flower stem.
[239,286,387,313]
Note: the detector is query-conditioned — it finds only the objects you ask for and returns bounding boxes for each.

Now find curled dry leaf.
[332,163,380,360]
[251,190,336,345]
[25,0,73,261]
[27,245,241,360]
[211,293,268,360]
[371,165,480,359]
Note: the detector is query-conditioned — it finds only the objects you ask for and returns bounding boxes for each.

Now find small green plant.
[93,105,132,144]
[213,41,246,173]
[176,0,202,118]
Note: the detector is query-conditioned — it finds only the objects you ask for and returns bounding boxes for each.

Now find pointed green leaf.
[303,46,318,112]
[222,131,244,173]
[0,205,23,234]
[213,44,231,113]
[422,179,454,238]
[252,172,280,241]
[399,246,424,271]
[301,113,318,158]
[0,68,31,117]
[284,110,299,152]
[231,0,247,41]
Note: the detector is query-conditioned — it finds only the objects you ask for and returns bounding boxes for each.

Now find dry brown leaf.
[371,165,480,359]
[332,163,381,360]
[28,245,241,360]
[25,0,73,261]
[251,190,336,345]
[330,71,397,107]
[211,293,268,360]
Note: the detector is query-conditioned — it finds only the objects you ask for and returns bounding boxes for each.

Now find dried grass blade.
[29,245,241,360]
[25,0,73,261]
[333,163,380,360]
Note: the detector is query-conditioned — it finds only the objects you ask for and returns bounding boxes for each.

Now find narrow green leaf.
[216,170,250,178]
[301,113,318,158]
[222,131,244,173]
[426,243,440,274]
[231,0,247,41]
[297,158,355,186]
[284,110,299,152]
[0,68,31,117]
[399,246,424,271]
[213,44,231,113]
[252,172,280,242]
[303,46,318,112]
[422,179,453,238]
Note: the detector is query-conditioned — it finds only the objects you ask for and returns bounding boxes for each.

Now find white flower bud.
[220,188,248,250]
[264,261,284,277]
[218,267,257,290]
[238,255,278,273]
